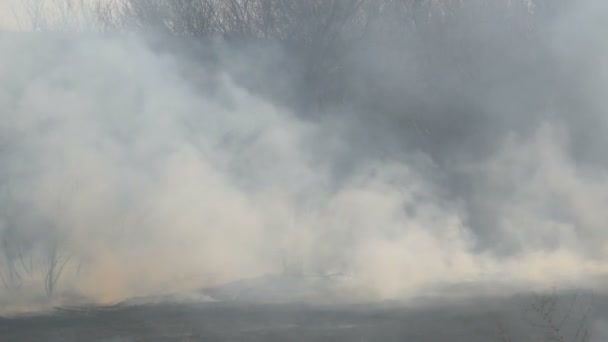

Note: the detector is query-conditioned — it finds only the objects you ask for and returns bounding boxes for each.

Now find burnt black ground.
[0,286,604,342]
[0,301,503,342]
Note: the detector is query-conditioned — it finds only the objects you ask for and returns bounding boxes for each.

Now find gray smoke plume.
[0,0,608,314]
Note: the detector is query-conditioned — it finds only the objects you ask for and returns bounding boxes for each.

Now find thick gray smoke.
[1,0,608,314]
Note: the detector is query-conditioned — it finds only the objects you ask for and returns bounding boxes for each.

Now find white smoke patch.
[0,32,486,306]
[0,33,306,307]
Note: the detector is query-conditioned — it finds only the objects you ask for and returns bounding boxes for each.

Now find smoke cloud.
[1,0,608,313]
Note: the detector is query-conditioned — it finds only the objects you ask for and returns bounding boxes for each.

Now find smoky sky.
[334,0,608,256]
[1,0,608,312]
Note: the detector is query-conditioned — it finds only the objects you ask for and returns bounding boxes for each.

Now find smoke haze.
[1,0,608,316]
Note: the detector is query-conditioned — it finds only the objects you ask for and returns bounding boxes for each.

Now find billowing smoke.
[1,0,608,313]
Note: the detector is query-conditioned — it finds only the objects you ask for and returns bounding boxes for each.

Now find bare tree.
[24,0,50,31]
[53,0,96,31]
[37,181,78,299]
[40,237,72,298]
[0,186,32,292]
[0,183,75,299]
[524,288,592,342]
[88,0,373,107]
[496,288,593,342]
